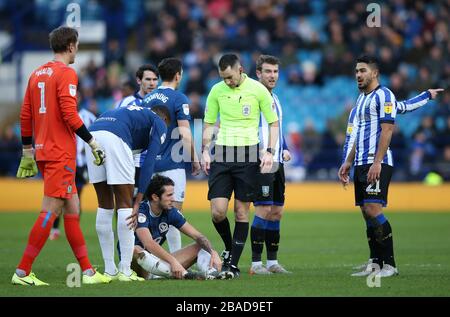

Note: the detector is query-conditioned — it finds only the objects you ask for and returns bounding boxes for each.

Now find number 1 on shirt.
[38,82,46,114]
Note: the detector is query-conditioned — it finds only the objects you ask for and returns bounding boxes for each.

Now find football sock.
[381,220,396,267]
[251,216,267,262]
[166,225,182,253]
[366,220,377,260]
[95,208,117,275]
[196,249,212,273]
[117,208,134,276]
[370,213,388,267]
[17,210,57,275]
[212,217,232,251]
[230,221,249,267]
[265,220,280,261]
[64,213,92,272]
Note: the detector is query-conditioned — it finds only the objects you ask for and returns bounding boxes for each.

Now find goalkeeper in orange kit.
[12,26,109,286]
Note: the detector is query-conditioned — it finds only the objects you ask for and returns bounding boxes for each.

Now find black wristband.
[75,124,93,143]
[22,136,32,146]
[266,147,274,154]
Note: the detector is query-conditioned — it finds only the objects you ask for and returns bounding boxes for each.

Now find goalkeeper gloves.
[16,148,38,178]
[88,138,106,166]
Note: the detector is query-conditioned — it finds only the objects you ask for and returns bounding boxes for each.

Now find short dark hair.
[136,64,159,80]
[49,26,78,53]
[356,55,379,70]
[151,105,171,126]
[158,58,182,81]
[256,55,281,71]
[218,54,240,71]
[145,175,175,201]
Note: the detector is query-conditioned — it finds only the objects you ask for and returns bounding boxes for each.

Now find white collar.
[158,85,175,90]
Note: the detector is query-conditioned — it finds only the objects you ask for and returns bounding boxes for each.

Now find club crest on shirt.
[384,102,393,114]
[138,213,147,224]
[242,104,251,116]
[182,103,190,116]
[69,84,77,97]
[67,185,72,193]
[159,222,169,232]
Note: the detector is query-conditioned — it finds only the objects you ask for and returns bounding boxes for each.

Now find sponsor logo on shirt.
[384,102,393,114]
[346,124,353,135]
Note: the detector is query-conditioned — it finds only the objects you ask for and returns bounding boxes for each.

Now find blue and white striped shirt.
[343,90,432,164]
[350,86,397,166]
[115,92,144,108]
[259,93,288,163]
[76,108,97,167]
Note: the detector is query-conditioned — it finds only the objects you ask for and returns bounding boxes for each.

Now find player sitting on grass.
[129,175,222,279]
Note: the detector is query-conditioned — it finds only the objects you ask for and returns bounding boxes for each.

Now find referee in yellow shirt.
[201,54,279,279]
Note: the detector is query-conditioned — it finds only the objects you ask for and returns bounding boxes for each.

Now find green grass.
[1,211,450,296]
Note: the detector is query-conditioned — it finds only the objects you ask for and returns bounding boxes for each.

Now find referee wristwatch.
[266,147,274,155]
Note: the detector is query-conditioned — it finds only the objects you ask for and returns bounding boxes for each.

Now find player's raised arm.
[396,88,444,114]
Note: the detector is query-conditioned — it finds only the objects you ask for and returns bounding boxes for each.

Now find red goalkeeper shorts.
[37,159,78,199]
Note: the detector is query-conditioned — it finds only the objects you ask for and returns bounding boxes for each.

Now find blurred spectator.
[435,146,450,181]
[0,125,21,176]
[187,92,204,120]
[185,67,206,95]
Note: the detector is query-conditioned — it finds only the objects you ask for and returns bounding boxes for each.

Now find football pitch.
[1,211,449,297]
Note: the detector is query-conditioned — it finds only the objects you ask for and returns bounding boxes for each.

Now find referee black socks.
[212,217,233,252]
[230,221,249,267]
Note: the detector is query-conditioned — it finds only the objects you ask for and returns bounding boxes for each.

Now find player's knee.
[364,204,381,217]
[268,209,283,221]
[255,205,270,218]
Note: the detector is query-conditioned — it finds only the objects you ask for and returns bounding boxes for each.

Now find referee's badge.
[262,186,270,197]
[384,102,393,114]
[242,104,251,116]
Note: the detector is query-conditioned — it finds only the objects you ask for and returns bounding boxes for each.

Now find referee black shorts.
[254,163,286,206]
[354,163,393,207]
[207,145,260,202]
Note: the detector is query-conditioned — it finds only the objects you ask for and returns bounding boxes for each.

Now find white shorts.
[153,168,186,202]
[133,150,146,168]
[86,130,135,185]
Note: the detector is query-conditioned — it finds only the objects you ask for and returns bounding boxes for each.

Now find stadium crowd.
[0,0,448,181]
